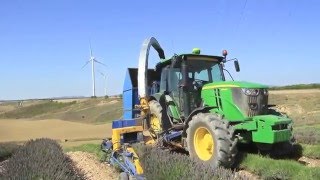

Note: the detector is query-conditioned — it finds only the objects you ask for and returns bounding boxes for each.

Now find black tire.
[119,172,129,180]
[186,113,238,168]
[148,100,163,138]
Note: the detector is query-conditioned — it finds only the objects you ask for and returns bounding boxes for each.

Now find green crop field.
[0,98,122,124]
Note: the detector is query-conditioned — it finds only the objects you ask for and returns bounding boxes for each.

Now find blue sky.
[0,0,319,100]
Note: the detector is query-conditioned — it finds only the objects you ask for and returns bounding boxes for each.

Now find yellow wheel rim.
[150,114,161,132]
[193,127,214,161]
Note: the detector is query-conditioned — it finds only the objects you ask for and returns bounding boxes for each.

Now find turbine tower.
[82,43,106,97]
[99,71,107,97]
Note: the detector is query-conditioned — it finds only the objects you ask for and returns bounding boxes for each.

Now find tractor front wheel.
[186,113,238,168]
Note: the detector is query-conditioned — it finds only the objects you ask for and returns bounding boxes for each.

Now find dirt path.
[66,151,260,180]
[236,170,260,180]
[298,156,320,167]
[67,151,118,180]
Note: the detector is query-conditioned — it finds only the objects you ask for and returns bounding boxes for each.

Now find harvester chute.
[137,37,165,105]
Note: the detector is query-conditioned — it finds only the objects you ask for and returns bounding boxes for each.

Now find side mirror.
[234,60,240,72]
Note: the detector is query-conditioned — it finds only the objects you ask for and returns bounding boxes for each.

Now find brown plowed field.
[0,119,112,142]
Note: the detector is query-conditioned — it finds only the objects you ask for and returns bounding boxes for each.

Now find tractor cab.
[155,52,226,117]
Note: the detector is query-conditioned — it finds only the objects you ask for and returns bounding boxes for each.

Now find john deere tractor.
[132,37,294,169]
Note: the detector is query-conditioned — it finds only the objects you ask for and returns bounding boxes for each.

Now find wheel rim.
[193,127,214,161]
[150,114,161,132]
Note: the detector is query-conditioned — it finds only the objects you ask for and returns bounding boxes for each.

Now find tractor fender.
[181,106,217,137]
[158,93,176,131]
[148,95,158,102]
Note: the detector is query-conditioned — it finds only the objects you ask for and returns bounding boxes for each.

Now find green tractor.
[137,37,294,168]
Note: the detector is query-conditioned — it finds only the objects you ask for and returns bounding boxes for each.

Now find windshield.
[187,60,224,83]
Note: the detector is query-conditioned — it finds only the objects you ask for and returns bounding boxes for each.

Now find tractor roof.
[155,54,224,71]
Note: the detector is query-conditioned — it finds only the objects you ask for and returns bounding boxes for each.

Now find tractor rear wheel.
[186,113,238,168]
[148,100,163,138]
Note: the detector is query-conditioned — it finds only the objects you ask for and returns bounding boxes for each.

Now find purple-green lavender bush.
[0,138,84,180]
[133,144,247,180]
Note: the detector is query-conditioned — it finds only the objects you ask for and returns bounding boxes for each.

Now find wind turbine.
[99,71,107,97]
[82,43,106,97]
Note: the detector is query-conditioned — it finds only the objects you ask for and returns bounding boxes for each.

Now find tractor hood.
[202,81,268,90]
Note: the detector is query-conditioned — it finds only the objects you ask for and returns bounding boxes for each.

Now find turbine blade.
[81,60,91,69]
[89,40,93,57]
[99,71,105,77]
[94,59,107,67]
[97,70,104,76]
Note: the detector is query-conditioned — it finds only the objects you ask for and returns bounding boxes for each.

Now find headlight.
[242,88,260,96]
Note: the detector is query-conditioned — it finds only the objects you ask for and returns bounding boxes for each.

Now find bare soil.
[97,100,119,106]
[269,89,320,126]
[67,151,118,180]
[0,119,112,142]
[236,170,260,180]
[53,99,88,103]
[270,89,320,94]
[298,156,320,167]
